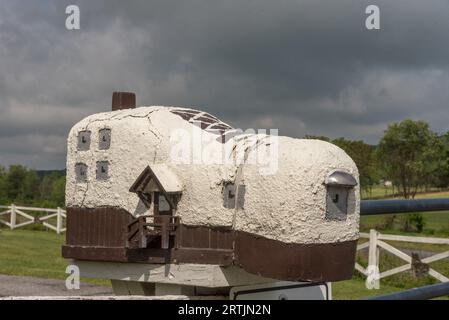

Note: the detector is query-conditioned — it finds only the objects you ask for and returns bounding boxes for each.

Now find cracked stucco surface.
[233,137,359,244]
[66,106,359,244]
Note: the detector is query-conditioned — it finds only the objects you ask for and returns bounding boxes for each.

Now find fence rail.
[355,230,449,283]
[357,198,449,287]
[0,204,66,234]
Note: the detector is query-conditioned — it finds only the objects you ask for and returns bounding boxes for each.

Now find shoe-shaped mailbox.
[63,92,360,283]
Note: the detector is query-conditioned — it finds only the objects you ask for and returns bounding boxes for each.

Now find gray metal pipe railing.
[361,198,449,216]
[365,282,449,300]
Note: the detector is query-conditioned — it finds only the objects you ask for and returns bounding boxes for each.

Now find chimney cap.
[112,92,136,111]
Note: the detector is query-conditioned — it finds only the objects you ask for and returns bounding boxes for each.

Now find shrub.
[400,213,426,233]
[377,215,396,230]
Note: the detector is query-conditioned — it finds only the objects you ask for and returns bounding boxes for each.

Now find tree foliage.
[332,138,379,193]
[304,135,379,193]
[377,119,442,199]
[0,166,65,207]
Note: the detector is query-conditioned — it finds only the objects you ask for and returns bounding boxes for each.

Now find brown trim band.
[62,246,234,266]
[234,232,357,282]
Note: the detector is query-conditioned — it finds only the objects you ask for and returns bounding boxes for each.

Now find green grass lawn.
[361,211,449,237]
[333,277,448,300]
[360,189,449,236]
[332,278,405,300]
[0,228,109,286]
[362,186,449,200]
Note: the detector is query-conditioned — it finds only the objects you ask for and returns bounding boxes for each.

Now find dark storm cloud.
[0,0,449,168]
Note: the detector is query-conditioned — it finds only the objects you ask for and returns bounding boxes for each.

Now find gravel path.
[0,274,113,297]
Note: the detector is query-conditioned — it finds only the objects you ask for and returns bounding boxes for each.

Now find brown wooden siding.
[178,225,234,250]
[67,208,235,250]
[66,207,133,247]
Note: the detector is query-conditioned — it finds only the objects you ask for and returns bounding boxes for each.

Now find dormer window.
[99,129,111,150]
[129,164,182,214]
[77,131,91,151]
[158,194,171,214]
[96,161,109,180]
[75,163,88,183]
[325,171,357,221]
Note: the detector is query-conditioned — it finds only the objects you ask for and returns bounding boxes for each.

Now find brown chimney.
[112,92,136,111]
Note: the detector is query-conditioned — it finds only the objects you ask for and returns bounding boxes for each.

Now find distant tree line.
[0,165,65,208]
[305,119,449,199]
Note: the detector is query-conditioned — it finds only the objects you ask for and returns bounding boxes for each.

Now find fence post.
[366,229,380,289]
[368,229,379,269]
[56,207,62,234]
[10,204,16,230]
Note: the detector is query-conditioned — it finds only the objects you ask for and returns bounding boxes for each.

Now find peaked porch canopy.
[129,164,182,208]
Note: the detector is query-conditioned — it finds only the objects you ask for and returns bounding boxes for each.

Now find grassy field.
[332,278,407,300]
[0,229,109,286]
[361,186,449,200]
[360,189,449,236]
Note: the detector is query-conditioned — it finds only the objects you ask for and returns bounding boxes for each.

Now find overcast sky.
[0,0,448,169]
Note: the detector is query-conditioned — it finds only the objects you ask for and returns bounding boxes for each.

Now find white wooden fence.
[0,204,66,234]
[355,229,449,283]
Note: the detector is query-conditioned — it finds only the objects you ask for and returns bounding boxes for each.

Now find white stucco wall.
[66,106,359,244]
[233,137,359,244]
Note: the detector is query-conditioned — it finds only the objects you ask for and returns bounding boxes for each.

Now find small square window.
[326,186,349,221]
[222,183,246,209]
[77,131,91,151]
[75,163,88,183]
[96,161,109,180]
[99,129,111,150]
[223,183,236,209]
[325,171,357,221]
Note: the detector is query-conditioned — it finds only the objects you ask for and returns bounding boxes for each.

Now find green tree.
[51,175,66,207]
[5,165,28,202]
[332,138,379,194]
[433,131,449,189]
[0,165,7,203]
[377,120,442,199]
[0,166,66,207]
[39,172,64,202]
[40,175,55,201]
[304,135,380,193]
[20,170,40,203]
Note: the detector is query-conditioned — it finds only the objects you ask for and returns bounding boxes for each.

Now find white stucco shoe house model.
[63,92,360,299]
